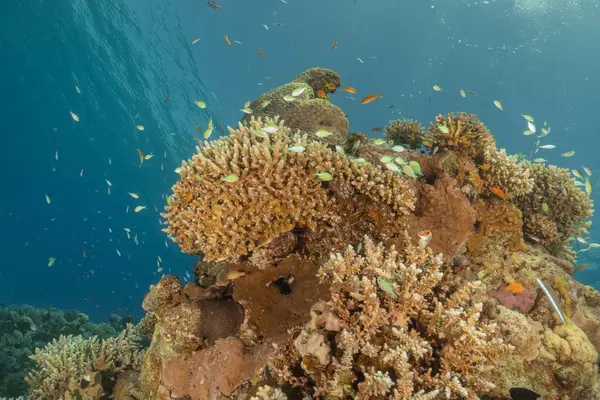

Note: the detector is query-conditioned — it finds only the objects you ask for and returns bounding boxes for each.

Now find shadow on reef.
[16,67,600,400]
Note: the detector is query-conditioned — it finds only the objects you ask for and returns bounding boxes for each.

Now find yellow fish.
[493,100,503,110]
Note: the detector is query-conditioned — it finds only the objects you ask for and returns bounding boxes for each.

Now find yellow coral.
[479,149,534,197]
[163,116,416,262]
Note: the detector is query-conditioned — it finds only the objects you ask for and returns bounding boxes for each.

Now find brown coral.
[272,236,512,399]
[384,119,424,148]
[479,148,534,198]
[422,112,497,162]
[163,116,416,262]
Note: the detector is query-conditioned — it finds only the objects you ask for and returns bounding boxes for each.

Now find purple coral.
[489,287,537,313]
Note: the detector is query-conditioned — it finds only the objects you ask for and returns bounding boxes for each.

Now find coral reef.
[17,68,600,400]
[25,323,145,400]
[0,305,123,398]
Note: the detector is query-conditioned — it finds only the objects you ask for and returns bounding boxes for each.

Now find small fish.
[509,387,541,400]
[221,174,240,183]
[572,169,584,179]
[361,93,381,104]
[490,187,509,200]
[292,87,306,97]
[437,124,449,134]
[402,164,417,179]
[260,100,271,108]
[48,257,56,267]
[390,145,405,152]
[478,163,492,171]
[394,156,406,165]
[116,249,121,257]
[342,86,356,94]
[70,111,80,122]
[376,277,396,298]
[521,114,534,122]
[257,50,266,56]
[288,145,305,153]
[527,121,536,133]
[136,125,144,131]
[536,278,568,325]
[262,24,269,30]
[316,89,328,99]
[418,229,432,249]
[380,155,393,163]
[371,127,384,133]
[80,169,84,177]
[331,41,338,50]
[234,40,242,45]
[207,0,221,10]
[573,264,589,273]
[185,192,193,204]
[583,166,592,176]
[541,127,550,135]
[75,85,81,94]
[505,282,525,294]
[105,179,112,187]
[204,118,214,139]
[262,124,279,133]
[541,202,549,213]
[523,130,534,136]
[192,38,200,44]
[588,243,600,248]
[561,151,575,157]
[240,107,253,114]
[585,179,592,196]
[283,95,295,102]
[468,89,480,96]
[134,205,147,213]
[316,172,333,181]
[144,154,153,160]
[356,57,364,63]
[539,144,555,149]
[373,138,386,145]
[244,100,251,108]
[45,193,51,204]
[532,158,545,163]
[252,129,267,138]
[335,145,345,155]
[493,100,503,110]
[224,35,232,46]
[576,235,588,244]
[315,129,332,138]
[195,100,206,109]
[385,162,400,172]
[432,85,442,92]
[460,89,466,98]
[409,160,423,176]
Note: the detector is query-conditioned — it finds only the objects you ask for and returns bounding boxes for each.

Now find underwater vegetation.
[10,67,600,400]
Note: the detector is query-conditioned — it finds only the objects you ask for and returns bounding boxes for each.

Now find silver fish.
[536,278,567,325]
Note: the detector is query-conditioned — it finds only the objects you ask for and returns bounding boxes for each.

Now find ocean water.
[0,0,599,325]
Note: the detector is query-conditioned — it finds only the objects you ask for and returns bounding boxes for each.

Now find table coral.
[271,236,512,399]
[163,116,415,262]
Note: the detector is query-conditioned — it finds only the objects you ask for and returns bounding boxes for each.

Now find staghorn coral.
[241,67,348,145]
[163,116,415,262]
[514,163,593,253]
[384,119,424,149]
[479,148,534,198]
[25,324,144,400]
[421,112,496,162]
[271,236,512,399]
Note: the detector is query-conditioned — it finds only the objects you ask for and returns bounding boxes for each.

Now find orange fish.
[316,89,328,100]
[574,264,589,273]
[470,171,482,188]
[490,187,509,200]
[323,81,337,91]
[195,124,201,134]
[137,148,144,164]
[478,163,492,171]
[207,0,221,10]
[224,35,232,46]
[186,192,194,204]
[331,41,338,50]
[505,282,525,294]
[361,93,381,105]
[82,249,87,257]
[257,50,266,56]
[342,86,356,94]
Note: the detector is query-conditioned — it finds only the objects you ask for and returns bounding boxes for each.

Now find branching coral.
[479,149,534,198]
[384,119,424,148]
[514,163,593,252]
[272,236,512,399]
[163,116,416,262]
[421,113,496,162]
[25,324,144,400]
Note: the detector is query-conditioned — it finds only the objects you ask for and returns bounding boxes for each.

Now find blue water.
[1,0,599,323]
